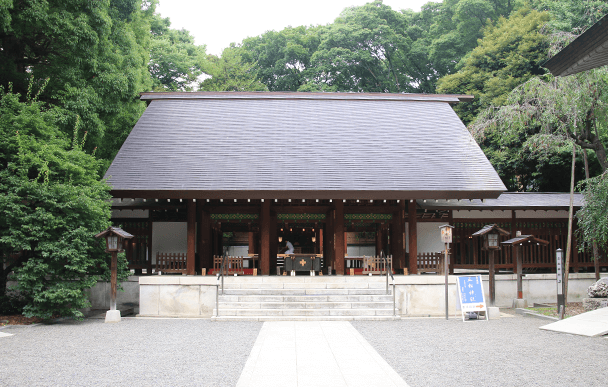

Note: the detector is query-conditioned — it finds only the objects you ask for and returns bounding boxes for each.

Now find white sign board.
[456,275,488,321]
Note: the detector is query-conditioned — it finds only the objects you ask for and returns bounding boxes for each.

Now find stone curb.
[515,308,559,321]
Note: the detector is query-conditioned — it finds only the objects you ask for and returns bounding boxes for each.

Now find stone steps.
[213,279,399,321]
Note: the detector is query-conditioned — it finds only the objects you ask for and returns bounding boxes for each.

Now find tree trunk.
[583,148,601,281]
[564,145,576,308]
[0,267,7,299]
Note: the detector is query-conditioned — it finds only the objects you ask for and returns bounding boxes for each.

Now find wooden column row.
[185,198,420,276]
[334,201,345,275]
[408,199,418,275]
[392,201,405,270]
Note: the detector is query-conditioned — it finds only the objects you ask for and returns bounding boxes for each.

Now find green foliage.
[0,0,155,163]
[437,8,550,124]
[149,14,206,91]
[239,26,322,92]
[0,290,27,315]
[528,0,608,35]
[0,86,114,320]
[199,46,268,92]
[426,0,523,78]
[303,1,416,92]
[471,69,608,190]
[577,172,608,253]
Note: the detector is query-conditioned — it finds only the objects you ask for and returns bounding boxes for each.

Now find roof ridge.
[139,91,474,103]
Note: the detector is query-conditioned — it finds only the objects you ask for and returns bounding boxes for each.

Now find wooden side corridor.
[451,219,607,272]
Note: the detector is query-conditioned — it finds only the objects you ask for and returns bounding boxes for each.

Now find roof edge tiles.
[139,91,474,103]
[418,192,583,211]
[109,189,504,201]
[545,13,608,76]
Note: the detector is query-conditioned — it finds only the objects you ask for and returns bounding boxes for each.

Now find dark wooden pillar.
[516,245,523,299]
[408,199,418,275]
[260,200,271,275]
[198,203,212,271]
[147,217,153,274]
[511,210,517,273]
[186,199,196,275]
[315,227,322,254]
[489,249,496,306]
[334,201,345,275]
[270,210,278,274]
[392,201,405,270]
[449,210,455,275]
[325,209,335,273]
[248,231,257,255]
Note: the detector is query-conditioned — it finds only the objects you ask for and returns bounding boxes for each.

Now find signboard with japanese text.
[456,275,488,321]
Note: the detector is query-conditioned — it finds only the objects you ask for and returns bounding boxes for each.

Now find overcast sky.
[156,0,440,56]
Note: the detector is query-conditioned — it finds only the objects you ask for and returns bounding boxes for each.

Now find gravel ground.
[0,318,262,387]
[2,314,607,387]
[352,315,608,387]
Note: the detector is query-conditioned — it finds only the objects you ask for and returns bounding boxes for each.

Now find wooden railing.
[214,255,244,275]
[155,252,187,274]
[417,252,443,274]
[362,255,393,275]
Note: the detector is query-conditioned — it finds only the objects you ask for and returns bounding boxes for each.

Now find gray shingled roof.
[104,92,506,200]
[545,14,608,76]
[417,192,583,210]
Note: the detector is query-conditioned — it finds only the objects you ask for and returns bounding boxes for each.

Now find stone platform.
[135,273,606,319]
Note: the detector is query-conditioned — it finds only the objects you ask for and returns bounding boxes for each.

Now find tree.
[0,85,115,320]
[302,1,420,93]
[472,70,608,172]
[577,171,608,267]
[149,14,207,91]
[437,8,550,124]
[239,25,322,92]
[199,46,268,92]
[427,0,522,78]
[0,0,155,163]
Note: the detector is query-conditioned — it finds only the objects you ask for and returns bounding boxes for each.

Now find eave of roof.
[417,192,583,211]
[545,13,608,76]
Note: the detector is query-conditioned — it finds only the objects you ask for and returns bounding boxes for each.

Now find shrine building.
[103,92,607,317]
[105,92,606,276]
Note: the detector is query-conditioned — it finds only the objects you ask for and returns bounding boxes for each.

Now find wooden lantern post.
[501,234,549,308]
[95,226,134,323]
[472,224,510,307]
[439,224,454,320]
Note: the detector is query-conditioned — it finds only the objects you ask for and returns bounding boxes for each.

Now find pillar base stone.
[105,310,121,323]
[512,298,527,309]
[487,307,501,320]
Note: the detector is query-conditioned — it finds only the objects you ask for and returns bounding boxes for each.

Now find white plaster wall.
[346,245,376,256]
[111,209,149,219]
[395,273,605,315]
[226,246,249,256]
[417,223,445,253]
[87,277,140,310]
[152,222,187,260]
[226,246,251,267]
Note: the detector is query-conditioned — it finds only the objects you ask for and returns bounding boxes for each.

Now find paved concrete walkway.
[540,306,608,337]
[236,321,409,387]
